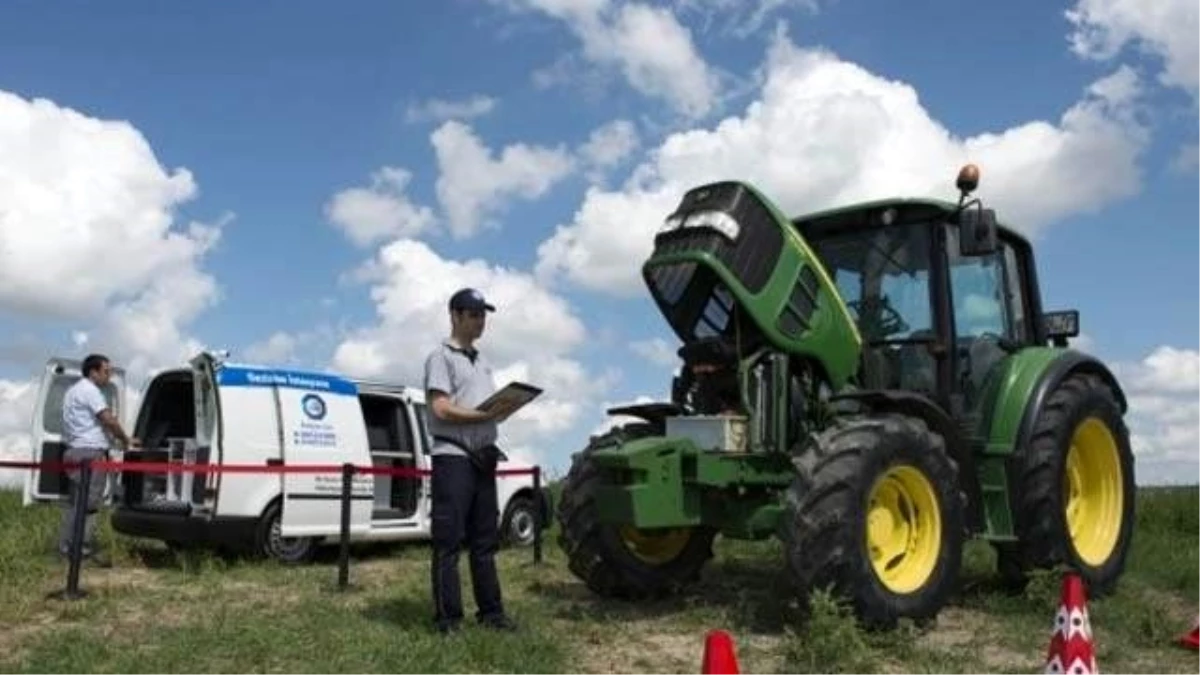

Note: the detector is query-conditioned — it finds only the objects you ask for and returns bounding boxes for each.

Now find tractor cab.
[794,165,1077,418]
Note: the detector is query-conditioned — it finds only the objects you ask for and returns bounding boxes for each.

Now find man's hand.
[491,400,522,423]
[126,437,142,450]
[429,391,498,424]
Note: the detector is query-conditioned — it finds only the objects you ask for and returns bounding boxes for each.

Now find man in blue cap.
[423,287,518,634]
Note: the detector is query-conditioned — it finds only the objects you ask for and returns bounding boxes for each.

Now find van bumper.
[111,506,259,551]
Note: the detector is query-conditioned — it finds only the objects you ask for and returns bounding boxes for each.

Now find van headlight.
[658,210,741,241]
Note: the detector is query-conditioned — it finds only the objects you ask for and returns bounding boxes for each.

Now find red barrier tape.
[0,459,536,478]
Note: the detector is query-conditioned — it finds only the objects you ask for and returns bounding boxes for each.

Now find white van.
[24,351,550,563]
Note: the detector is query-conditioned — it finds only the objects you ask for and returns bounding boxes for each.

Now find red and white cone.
[701,629,740,674]
[1044,573,1098,674]
[1178,616,1198,651]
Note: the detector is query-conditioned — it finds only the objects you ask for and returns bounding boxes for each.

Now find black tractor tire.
[556,423,718,599]
[781,413,965,629]
[501,495,538,548]
[1004,372,1135,596]
[255,500,319,564]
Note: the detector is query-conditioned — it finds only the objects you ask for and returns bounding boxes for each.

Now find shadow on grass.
[531,555,798,634]
[359,594,440,633]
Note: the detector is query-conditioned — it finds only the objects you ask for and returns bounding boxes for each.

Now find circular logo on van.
[301,394,327,420]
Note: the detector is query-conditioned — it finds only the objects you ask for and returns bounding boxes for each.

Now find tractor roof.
[789,196,1030,249]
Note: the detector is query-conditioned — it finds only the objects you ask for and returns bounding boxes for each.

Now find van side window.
[360,394,414,456]
[413,403,432,455]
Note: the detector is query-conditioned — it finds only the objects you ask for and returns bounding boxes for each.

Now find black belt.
[431,436,507,471]
[432,435,473,453]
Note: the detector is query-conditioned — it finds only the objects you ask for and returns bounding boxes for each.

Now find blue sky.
[0,0,1196,484]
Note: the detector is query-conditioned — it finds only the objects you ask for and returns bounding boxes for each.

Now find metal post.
[337,462,354,591]
[50,458,91,600]
[533,466,543,565]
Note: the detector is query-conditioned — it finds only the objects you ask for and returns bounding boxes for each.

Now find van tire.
[255,500,318,564]
[502,495,538,547]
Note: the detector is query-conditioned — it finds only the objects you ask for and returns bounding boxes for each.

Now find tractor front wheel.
[556,423,717,599]
[781,413,965,628]
[1004,372,1135,595]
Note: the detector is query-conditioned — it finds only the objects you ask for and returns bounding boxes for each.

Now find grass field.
[0,485,1196,673]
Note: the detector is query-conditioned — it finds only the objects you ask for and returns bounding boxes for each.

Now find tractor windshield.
[807,222,933,343]
[805,221,938,392]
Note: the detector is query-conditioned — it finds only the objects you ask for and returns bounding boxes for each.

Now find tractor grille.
[653,182,783,294]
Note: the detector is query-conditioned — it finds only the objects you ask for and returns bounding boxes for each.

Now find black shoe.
[435,620,461,635]
[479,614,518,632]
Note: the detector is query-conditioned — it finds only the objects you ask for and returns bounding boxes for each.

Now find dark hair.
[82,354,110,378]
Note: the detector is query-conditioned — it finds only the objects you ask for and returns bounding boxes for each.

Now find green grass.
[1,486,1197,673]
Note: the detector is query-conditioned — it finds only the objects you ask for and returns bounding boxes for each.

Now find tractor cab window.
[807,223,937,393]
[945,225,1028,408]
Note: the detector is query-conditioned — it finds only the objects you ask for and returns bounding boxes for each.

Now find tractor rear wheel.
[557,423,717,599]
[781,413,964,628]
[1004,372,1135,595]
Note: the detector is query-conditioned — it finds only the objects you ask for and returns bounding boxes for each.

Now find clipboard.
[475,381,543,416]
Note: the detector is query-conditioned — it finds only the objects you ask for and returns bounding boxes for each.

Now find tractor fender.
[1013,350,1127,454]
[829,389,983,533]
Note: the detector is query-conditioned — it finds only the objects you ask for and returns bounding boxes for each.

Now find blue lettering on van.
[216,366,357,395]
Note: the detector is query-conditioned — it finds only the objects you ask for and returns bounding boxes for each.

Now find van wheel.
[502,495,538,547]
[255,501,318,564]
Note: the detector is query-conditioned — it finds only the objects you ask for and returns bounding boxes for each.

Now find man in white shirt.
[58,354,138,563]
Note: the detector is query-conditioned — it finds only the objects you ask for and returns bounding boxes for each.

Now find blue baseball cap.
[449,287,496,312]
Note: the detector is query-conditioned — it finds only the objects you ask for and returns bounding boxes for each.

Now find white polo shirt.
[62,378,112,449]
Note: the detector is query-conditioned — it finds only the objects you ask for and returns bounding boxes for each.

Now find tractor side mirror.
[1043,310,1080,347]
[959,207,998,257]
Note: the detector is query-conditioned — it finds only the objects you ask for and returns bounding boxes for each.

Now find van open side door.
[24,357,126,506]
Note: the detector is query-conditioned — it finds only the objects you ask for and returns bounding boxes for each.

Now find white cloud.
[0,90,223,323]
[675,0,821,38]
[536,29,1151,295]
[431,120,575,238]
[324,167,436,247]
[1121,345,1199,395]
[1170,143,1199,174]
[0,379,36,489]
[630,337,679,368]
[243,332,303,365]
[404,94,497,124]
[0,90,225,486]
[497,0,720,118]
[580,119,641,180]
[1114,346,1200,485]
[1066,0,1199,98]
[329,239,609,469]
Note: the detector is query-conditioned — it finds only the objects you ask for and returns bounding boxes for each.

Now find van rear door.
[275,372,372,538]
[24,357,126,505]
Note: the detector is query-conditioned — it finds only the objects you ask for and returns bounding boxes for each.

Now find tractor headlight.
[683,210,740,241]
[658,210,741,241]
[659,214,686,233]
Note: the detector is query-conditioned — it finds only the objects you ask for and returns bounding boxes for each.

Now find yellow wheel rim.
[618,526,691,565]
[1064,417,1124,567]
[866,464,942,594]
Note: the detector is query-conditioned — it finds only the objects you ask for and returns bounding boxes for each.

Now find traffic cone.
[1178,616,1198,651]
[701,629,740,674]
[1043,573,1098,674]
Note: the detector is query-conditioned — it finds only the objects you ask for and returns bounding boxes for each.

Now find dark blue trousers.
[430,455,504,629]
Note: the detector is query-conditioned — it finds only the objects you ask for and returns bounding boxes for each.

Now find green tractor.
[556,166,1135,627]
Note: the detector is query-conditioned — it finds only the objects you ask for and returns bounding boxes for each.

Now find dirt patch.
[577,627,700,673]
[573,616,782,674]
[918,606,1035,671]
[920,607,984,650]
